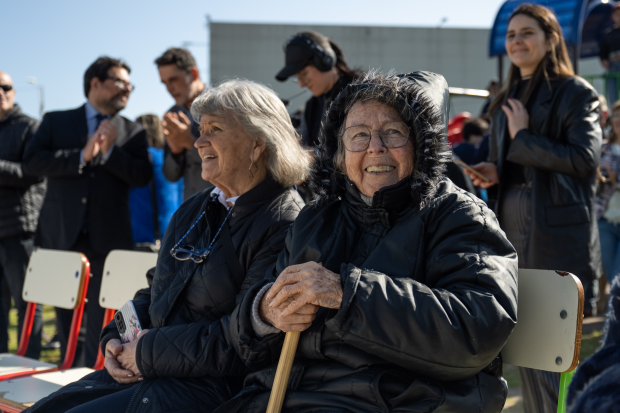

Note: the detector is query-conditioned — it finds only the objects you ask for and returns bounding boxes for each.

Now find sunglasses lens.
[0,85,12,92]
[171,247,194,261]
[173,251,191,260]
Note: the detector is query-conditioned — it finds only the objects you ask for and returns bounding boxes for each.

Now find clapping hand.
[162,112,194,154]
[83,120,117,162]
[502,98,529,140]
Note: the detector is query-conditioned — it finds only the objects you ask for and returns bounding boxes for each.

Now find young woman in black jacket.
[469,4,602,413]
[25,80,309,413]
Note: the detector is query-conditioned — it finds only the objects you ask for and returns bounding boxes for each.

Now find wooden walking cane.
[266,263,322,413]
[266,331,301,413]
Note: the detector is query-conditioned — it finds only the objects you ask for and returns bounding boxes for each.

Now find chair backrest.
[98,250,157,310]
[502,269,584,373]
[22,248,89,309]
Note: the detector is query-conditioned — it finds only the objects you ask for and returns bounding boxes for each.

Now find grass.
[8,304,61,364]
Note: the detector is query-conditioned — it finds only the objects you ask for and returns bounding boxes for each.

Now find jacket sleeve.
[0,119,43,187]
[22,113,82,177]
[226,229,296,372]
[506,82,601,179]
[99,129,152,187]
[324,194,519,381]
[134,220,292,379]
[162,144,184,183]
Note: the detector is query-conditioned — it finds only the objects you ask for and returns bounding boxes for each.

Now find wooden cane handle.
[266,331,301,413]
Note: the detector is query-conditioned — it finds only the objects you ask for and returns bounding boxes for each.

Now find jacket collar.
[202,175,289,218]
[0,104,22,124]
[344,177,415,226]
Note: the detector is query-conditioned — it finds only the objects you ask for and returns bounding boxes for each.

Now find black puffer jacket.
[217,72,519,413]
[25,177,304,413]
[0,105,45,239]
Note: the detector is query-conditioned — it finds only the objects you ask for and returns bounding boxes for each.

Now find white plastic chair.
[0,250,156,411]
[0,249,90,381]
[501,269,584,413]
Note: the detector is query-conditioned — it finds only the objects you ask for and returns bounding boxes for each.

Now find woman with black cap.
[275,31,359,149]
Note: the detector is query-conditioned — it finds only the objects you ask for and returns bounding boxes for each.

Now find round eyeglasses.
[340,121,411,152]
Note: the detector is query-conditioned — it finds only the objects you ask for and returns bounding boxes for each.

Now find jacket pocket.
[545,204,590,227]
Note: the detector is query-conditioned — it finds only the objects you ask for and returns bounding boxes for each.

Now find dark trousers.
[500,186,560,413]
[65,385,135,413]
[56,232,106,368]
[0,234,42,358]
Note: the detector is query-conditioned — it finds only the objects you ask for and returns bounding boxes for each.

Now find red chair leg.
[59,257,91,370]
[15,302,36,357]
[93,308,115,370]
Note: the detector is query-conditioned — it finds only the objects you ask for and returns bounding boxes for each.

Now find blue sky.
[2,0,504,120]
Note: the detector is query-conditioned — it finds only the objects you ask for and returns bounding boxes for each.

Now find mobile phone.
[115,300,143,344]
[453,159,491,183]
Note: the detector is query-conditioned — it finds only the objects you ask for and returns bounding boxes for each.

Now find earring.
[249,159,255,179]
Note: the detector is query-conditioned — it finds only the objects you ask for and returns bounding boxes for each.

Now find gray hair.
[191,79,310,186]
[333,70,413,174]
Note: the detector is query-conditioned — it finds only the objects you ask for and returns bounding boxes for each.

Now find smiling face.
[89,66,131,115]
[506,14,553,77]
[343,101,415,198]
[295,65,337,97]
[195,114,267,197]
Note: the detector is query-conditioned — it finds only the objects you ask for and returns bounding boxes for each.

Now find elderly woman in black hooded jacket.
[216,71,519,413]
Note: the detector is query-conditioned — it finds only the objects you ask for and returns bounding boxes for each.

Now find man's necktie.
[95,113,110,132]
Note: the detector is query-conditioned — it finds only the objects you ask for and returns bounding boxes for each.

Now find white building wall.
[210,23,497,117]
[210,22,609,116]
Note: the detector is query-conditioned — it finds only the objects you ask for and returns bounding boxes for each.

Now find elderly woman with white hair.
[25,80,310,413]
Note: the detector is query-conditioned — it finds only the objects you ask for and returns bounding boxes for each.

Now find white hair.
[191,79,310,186]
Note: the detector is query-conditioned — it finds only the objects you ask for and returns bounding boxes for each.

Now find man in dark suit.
[23,57,152,367]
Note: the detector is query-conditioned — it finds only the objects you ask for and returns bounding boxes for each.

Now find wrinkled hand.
[259,294,318,332]
[468,162,499,189]
[268,262,343,316]
[104,338,141,384]
[116,329,149,380]
[502,98,529,140]
[98,120,117,155]
[162,112,194,154]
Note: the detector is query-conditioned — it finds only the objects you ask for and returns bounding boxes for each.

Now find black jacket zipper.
[124,382,143,413]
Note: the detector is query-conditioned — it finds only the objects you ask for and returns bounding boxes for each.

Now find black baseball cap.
[275,37,314,81]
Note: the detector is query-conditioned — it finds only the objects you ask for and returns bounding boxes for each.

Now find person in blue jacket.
[130,114,183,248]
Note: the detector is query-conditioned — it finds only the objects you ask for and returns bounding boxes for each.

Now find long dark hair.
[328,40,362,80]
[489,4,574,115]
[609,100,620,144]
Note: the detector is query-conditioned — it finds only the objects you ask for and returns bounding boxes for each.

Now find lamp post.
[26,77,44,119]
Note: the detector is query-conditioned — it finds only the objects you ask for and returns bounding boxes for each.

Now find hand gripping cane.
[266,263,322,413]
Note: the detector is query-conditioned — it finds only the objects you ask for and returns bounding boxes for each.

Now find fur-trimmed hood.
[309,71,452,208]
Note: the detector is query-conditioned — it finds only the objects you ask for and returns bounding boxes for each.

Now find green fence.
[582,72,620,103]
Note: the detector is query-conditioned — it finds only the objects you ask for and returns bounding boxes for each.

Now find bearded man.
[23,57,152,367]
